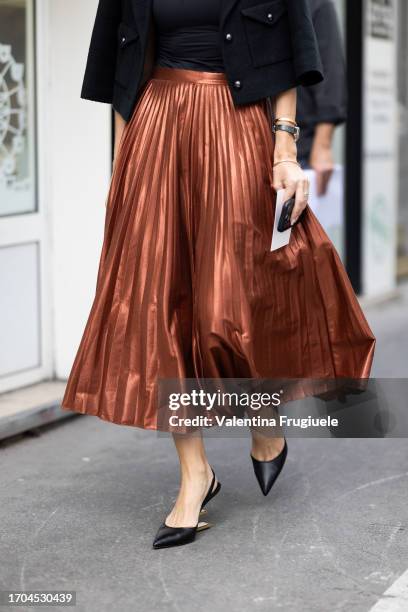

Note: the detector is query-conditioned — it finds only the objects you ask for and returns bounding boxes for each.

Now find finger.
[320,169,333,196]
[316,170,325,197]
[283,180,296,203]
[291,180,308,225]
[272,179,284,192]
[272,170,285,192]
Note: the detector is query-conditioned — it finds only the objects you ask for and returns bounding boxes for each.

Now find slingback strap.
[201,467,216,509]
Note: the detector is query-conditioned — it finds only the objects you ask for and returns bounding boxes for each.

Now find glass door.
[0,0,52,392]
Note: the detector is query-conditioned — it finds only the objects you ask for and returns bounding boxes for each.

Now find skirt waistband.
[151,65,229,85]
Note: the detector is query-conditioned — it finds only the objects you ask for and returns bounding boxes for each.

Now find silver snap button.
[267,13,273,20]
[121,36,126,43]
[234,80,242,89]
[225,33,233,42]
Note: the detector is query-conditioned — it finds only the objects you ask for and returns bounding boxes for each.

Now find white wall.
[43,0,112,377]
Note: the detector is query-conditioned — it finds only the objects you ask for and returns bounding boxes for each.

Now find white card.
[270,189,292,252]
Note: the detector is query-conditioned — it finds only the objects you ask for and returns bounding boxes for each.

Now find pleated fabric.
[61,66,376,430]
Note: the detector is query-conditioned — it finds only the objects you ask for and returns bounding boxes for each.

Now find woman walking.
[62,0,375,549]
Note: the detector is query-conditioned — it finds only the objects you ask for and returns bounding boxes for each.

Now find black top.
[296,0,347,163]
[152,0,224,72]
[80,0,324,122]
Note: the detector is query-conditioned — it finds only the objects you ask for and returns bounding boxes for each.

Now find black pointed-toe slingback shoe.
[153,468,221,550]
[251,439,288,496]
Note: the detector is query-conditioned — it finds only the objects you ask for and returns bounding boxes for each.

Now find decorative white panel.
[0,241,41,376]
[363,0,398,296]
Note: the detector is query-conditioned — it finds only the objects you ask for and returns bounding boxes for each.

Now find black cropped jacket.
[81,0,324,122]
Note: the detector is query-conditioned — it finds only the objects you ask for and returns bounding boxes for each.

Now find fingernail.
[292,216,298,225]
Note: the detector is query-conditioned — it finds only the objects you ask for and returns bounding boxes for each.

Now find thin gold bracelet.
[273,159,300,168]
[274,117,298,127]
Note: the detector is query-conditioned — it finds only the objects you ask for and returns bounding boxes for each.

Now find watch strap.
[273,123,300,142]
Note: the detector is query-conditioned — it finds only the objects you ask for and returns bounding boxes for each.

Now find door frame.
[0,0,53,393]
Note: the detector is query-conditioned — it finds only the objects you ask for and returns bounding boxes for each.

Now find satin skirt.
[61,66,376,430]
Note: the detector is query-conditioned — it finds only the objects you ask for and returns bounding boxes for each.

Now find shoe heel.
[196,521,214,532]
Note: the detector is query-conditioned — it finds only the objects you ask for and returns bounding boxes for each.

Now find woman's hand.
[272,160,310,226]
[271,87,309,225]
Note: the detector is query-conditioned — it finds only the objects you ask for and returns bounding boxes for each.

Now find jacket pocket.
[114,22,140,89]
[240,0,293,68]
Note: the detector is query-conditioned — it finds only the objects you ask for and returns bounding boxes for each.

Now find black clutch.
[277,197,305,233]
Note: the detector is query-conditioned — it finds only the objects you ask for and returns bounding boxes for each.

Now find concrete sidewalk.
[0,282,407,612]
[1,414,408,611]
[362,281,408,378]
[0,381,69,442]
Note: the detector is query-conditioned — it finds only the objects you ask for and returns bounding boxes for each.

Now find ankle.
[180,460,212,482]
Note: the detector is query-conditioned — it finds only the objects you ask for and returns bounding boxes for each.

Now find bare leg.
[165,431,218,528]
[250,430,286,461]
[245,401,286,461]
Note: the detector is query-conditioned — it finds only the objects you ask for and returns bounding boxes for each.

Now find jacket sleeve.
[287,0,324,87]
[80,0,122,104]
[311,1,347,125]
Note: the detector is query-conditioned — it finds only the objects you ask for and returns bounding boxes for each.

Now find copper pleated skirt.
[61,66,376,430]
